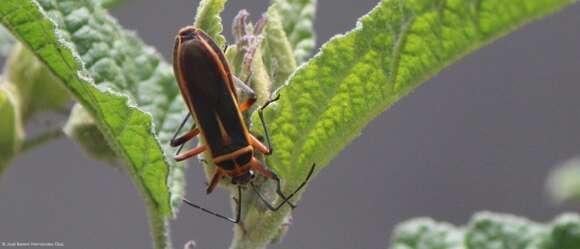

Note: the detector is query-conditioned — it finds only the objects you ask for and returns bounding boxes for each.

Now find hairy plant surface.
[0,0,578,249]
[390,212,580,249]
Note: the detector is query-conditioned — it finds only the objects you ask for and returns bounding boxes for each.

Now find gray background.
[1,0,580,249]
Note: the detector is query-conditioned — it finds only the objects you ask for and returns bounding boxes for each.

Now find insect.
[171,26,315,223]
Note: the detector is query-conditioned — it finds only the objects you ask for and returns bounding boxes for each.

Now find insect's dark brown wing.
[195,29,237,98]
[174,29,250,158]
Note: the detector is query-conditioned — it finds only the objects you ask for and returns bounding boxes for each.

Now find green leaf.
[63,104,118,164]
[98,0,127,9]
[390,212,580,249]
[272,0,317,63]
[5,43,70,120]
[264,4,298,88]
[0,43,67,171]
[0,1,186,248]
[0,0,121,54]
[0,85,23,174]
[194,0,227,47]
[392,218,464,249]
[265,0,579,181]
[540,214,580,249]
[248,45,273,106]
[243,0,578,247]
[546,157,580,202]
[465,212,545,249]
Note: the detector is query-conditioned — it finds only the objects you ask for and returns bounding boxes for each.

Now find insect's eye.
[235,152,252,166]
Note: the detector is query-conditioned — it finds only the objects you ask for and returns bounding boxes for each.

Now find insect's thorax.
[213,145,254,175]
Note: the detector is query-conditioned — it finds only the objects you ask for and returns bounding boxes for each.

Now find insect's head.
[177,26,201,40]
[231,170,255,185]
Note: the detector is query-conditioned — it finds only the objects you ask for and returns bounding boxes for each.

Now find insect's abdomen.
[173,28,250,159]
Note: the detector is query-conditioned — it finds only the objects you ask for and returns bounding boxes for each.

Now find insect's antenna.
[176,143,186,155]
[182,185,243,224]
[171,113,193,155]
[250,182,277,210]
[171,113,191,143]
[243,71,254,85]
[275,163,316,206]
[251,163,316,211]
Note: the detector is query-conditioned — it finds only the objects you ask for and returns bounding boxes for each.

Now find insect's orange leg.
[206,170,224,194]
[175,145,206,162]
[249,157,276,179]
[238,97,257,112]
[170,128,201,147]
[250,134,271,155]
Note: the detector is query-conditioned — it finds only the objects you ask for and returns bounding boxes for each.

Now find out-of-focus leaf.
[63,104,117,164]
[547,157,580,202]
[390,212,580,249]
[194,0,227,47]
[465,212,545,249]
[392,218,464,249]
[271,0,316,63]
[99,0,127,9]
[5,44,70,120]
[264,4,298,89]
[0,85,23,173]
[538,214,580,249]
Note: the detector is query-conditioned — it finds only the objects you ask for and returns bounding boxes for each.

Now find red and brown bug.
[171,26,315,223]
